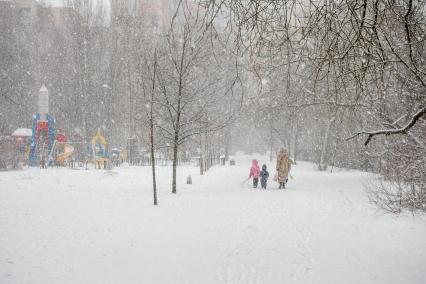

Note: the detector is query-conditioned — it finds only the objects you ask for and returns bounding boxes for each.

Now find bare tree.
[149,48,159,205]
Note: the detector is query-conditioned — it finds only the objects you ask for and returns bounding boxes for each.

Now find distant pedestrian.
[260,164,269,189]
[249,159,260,188]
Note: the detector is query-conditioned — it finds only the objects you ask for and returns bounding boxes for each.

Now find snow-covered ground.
[1,154,426,284]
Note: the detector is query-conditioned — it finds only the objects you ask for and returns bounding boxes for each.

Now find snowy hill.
[1,156,425,284]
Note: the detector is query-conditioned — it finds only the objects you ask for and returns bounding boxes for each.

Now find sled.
[240,177,250,187]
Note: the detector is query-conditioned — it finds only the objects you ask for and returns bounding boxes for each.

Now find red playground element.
[56,133,67,143]
[36,121,49,144]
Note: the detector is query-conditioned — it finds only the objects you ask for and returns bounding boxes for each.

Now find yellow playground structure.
[55,142,74,166]
[90,129,108,166]
[46,132,74,166]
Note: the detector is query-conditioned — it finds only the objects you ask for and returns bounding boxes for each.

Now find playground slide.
[56,144,74,165]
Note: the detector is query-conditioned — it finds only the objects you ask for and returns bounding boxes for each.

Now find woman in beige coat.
[276,148,291,189]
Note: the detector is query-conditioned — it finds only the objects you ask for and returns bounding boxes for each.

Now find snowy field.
[1,155,426,284]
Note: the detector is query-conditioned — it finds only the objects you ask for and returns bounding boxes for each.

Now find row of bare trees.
[0,0,242,203]
[204,0,425,212]
[2,0,423,210]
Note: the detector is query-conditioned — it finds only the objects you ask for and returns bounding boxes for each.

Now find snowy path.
[1,155,426,284]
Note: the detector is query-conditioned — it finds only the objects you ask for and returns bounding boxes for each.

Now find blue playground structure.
[29,113,56,167]
[28,85,57,167]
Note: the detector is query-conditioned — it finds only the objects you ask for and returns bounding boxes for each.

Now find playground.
[1,85,216,172]
[0,85,126,170]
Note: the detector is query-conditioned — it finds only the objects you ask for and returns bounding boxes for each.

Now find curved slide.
[56,144,74,165]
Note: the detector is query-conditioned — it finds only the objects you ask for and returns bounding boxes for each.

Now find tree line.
[1,0,424,212]
[204,0,426,213]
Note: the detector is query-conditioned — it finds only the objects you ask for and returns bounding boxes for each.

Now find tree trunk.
[293,119,300,165]
[319,113,336,171]
[329,138,338,173]
[199,132,204,175]
[171,25,185,194]
[172,80,182,194]
[269,117,273,161]
[150,118,157,205]
[172,136,179,194]
[224,129,230,161]
[150,48,158,205]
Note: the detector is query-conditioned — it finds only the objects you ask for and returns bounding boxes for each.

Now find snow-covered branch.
[348,106,426,146]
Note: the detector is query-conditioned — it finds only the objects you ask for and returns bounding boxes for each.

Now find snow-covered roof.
[40,84,48,93]
[12,128,32,137]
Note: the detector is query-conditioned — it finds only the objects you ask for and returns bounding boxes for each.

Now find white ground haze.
[1,154,425,283]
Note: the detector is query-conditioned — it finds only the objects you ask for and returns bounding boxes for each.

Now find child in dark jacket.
[260,164,269,189]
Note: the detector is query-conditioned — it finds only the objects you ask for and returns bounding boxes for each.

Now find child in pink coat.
[249,159,260,188]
